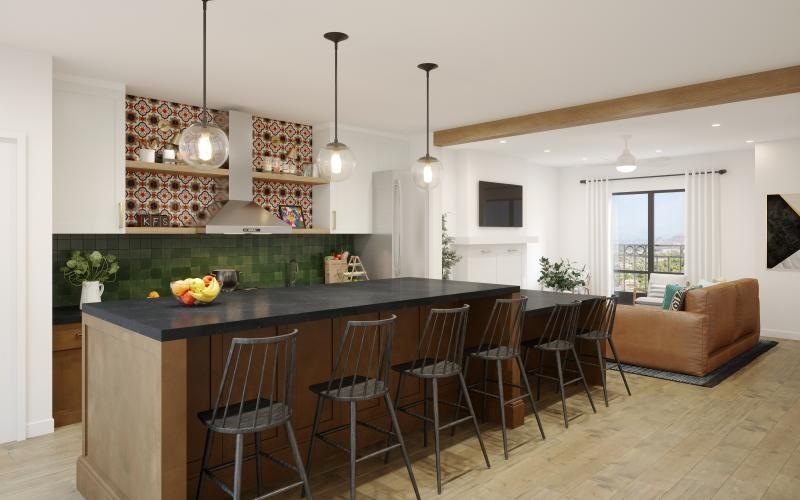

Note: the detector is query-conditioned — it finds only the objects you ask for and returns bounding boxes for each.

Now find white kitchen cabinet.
[454,244,526,286]
[53,75,125,233]
[312,124,409,234]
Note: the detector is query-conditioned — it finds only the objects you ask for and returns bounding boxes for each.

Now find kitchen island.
[77,278,521,499]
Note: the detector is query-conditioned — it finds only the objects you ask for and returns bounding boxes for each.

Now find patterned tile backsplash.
[124,94,315,228]
[53,234,353,307]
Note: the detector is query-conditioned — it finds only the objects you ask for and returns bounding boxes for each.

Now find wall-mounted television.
[478,181,523,227]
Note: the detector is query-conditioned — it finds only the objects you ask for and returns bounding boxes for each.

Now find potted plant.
[441,213,461,280]
[537,257,587,293]
[61,250,119,309]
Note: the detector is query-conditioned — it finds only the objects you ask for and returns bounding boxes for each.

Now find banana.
[190,278,220,303]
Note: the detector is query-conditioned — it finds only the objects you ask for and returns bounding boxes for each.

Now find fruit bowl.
[170,276,221,306]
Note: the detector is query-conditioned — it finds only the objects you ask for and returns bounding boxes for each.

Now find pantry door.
[0,133,26,443]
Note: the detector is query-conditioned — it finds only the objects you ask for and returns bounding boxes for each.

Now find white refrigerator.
[355,170,428,279]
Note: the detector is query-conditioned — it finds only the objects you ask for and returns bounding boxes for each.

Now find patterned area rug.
[607,339,778,387]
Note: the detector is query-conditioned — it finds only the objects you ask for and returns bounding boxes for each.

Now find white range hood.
[205,110,291,234]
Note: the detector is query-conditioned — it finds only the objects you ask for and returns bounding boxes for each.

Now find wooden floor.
[2,338,800,499]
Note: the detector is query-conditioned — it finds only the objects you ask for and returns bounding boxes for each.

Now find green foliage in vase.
[61,250,119,287]
[441,213,461,280]
[538,257,587,292]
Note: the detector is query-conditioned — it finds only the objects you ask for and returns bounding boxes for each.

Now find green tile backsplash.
[53,234,354,307]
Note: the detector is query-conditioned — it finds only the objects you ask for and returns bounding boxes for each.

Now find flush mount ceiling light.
[499,139,507,144]
[711,123,722,127]
[317,32,356,182]
[411,63,442,191]
[616,135,637,173]
[179,0,229,170]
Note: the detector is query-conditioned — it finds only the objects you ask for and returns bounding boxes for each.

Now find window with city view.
[612,190,685,294]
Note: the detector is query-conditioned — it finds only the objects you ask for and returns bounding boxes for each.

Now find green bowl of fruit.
[170,275,221,306]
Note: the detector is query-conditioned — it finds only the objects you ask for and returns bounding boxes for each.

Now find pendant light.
[412,63,442,190]
[616,134,637,173]
[179,0,229,170]
[317,32,356,181]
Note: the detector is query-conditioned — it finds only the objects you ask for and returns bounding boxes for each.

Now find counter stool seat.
[309,376,387,400]
[391,358,462,378]
[198,398,288,434]
[466,345,520,359]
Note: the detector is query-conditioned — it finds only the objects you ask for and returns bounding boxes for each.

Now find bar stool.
[385,305,490,494]
[195,330,311,500]
[576,296,631,406]
[304,315,420,500]
[522,301,596,429]
[456,296,546,460]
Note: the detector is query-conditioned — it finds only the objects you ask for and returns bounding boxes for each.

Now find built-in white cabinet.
[312,124,409,234]
[454,244,525,287]
[53,75,125,233]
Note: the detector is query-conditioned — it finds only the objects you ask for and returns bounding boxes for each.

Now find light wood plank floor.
[2,338,799,499]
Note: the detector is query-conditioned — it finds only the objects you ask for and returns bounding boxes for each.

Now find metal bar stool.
[304,315,420,500]
[576,296,631,406]
[522,301,596,429]
[385,305,490,494]
[195,330,311,500]
[455,296,546,460]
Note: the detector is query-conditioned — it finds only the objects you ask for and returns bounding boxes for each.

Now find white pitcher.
[80,281,105,309]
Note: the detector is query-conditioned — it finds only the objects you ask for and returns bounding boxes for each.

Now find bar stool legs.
[302,397,324,497]
[384,393,422,499]
[608,337,632,396]
[348,402,357,500]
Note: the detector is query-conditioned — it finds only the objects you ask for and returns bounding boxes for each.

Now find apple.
[180,290,196,305]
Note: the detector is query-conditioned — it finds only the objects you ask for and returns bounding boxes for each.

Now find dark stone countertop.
[82,278,519,342]
[53,305,82,325]
[520,290,602,315]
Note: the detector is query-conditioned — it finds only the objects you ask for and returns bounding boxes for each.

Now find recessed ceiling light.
[655,149,662,153]
[543,149,551,153]
[711,123,721,127]
[499,139,507,144]
[745,140,754,143]
[581,157,588,161]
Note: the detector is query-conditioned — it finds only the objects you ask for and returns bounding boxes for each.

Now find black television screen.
[478,181,523,227]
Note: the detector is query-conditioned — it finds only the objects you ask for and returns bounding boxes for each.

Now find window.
[612,190,685,294]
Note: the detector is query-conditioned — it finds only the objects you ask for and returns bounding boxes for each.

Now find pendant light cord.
[334,40,339,142]
[426,68,430,157]
[201,0,208,126]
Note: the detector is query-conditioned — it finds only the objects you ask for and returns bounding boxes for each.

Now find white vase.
[80,281,104,309]
[137,148,156,163]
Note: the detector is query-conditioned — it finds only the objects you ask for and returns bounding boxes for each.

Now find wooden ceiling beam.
[433,65,800,147]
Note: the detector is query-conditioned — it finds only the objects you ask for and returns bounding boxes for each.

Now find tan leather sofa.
[608,278,760,376]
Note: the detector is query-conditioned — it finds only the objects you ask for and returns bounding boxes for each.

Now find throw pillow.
[662,283,683,309]
[670,286,691,311]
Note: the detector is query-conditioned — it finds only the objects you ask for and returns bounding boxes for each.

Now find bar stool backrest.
[584,296,618,337]
[541,300,582,346]
[211,330,298,432]
[410,305,470,375]
[325,315,397,400]
[476,296,528,353]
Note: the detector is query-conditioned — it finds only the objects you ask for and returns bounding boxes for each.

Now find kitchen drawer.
[53,322,83,351]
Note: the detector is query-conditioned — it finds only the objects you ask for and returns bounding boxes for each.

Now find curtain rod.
[579,169,726,184]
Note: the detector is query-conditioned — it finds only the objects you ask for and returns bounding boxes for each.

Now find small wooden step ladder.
[343,256,369,282]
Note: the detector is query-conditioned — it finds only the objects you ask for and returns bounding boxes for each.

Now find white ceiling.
[2,0,799,136]
[453,93,800,166]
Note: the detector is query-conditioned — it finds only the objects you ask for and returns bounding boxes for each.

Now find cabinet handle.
[331,210,336,231]
[118,200,125,229]
[507,249,520,253]
[74,331,83,338]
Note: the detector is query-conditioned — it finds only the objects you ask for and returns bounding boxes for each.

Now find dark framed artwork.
[766,193,800,270]
[279,205,306,229]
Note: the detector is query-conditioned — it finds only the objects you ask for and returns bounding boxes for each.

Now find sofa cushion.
[635,296,664,307]
[662,283,683,309]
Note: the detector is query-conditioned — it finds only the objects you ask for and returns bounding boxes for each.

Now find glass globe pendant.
[317,32,356,181]
[412,63,442,191]
[180,0,229,170]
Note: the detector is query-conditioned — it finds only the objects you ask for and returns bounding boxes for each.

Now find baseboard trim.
[763,329,800,341]
[77,456,124,500]
[26,417,54,438]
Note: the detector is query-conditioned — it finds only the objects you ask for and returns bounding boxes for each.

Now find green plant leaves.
[62,250,119,287]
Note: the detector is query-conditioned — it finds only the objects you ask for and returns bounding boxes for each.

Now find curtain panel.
[585,177,612,295]
[685,169,721,284]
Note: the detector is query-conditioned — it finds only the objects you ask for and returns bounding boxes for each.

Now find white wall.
[755,139,800,339]
[0,45,53,438]
[557,149,757,282]
[441,149,561,286]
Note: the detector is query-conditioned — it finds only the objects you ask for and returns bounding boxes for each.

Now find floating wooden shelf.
[125,160,330,185]
[125,226,329,235]
[252,171,330,185]
[125,160,230,178]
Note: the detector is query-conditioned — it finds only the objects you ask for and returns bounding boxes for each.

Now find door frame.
[1,130,27,441]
